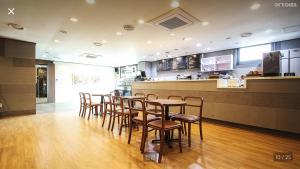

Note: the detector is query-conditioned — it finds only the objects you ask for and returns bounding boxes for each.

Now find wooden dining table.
[121,96,146,100]
[148,99,186,120]
[148,99,186,147]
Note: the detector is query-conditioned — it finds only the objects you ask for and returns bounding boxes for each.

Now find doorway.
[36,65,48,103]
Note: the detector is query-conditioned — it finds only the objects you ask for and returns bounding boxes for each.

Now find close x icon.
[8,8,15,15]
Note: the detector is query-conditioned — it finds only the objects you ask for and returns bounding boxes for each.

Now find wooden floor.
[1,105,300,169]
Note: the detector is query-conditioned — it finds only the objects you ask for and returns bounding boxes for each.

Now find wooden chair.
[171,96,204,147]
[168,95,186,134]
[141,101,182,163]
[168,95,184,116]
[145,94,160,113]
[127,98,159,151]
[79,92,85,117]
[146,93,158,100]
[110,96,138,135]
[83,93,102,120]
[102,95,114,128]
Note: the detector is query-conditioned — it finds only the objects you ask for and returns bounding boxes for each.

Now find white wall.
[55,62,115,103]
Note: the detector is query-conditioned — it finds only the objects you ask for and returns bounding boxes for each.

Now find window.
[239,44,271,63]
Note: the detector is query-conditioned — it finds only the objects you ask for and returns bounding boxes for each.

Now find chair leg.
[87,107,92,120]
[188,123,191,147]
[158,130,164,163]
[82,106,87,118]
[199,120,203,140]
[178,128,182,153]
[140,125,147,153]
[180,122,184,134]
[101,106,107,127]
[128,117,133,144]
[108,112,113,131]
[111,113,117,132]
[184,122,187,136]
[119,114,124,136]
[79,104,82,116]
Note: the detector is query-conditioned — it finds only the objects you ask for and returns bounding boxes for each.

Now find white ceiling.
[0,0,300,67]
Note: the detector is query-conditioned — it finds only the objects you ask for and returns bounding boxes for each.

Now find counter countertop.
[135,76,300,83]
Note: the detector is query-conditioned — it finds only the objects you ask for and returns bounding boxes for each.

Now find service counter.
[132,77,300,133]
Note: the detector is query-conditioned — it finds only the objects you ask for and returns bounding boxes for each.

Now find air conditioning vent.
[79,53,102,59]
[148,8,199,31]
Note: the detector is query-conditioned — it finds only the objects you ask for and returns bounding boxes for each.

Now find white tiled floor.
[36,102,79,114]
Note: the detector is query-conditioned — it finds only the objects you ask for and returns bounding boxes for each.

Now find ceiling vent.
[148,8,199,31]
[79,53,102,59]
[283,25,300,33]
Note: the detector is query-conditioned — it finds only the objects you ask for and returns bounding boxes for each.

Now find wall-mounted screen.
[201,54,233,72]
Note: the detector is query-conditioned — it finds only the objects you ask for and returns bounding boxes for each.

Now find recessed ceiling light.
[147,40,152,44]
[123,24,135,31]
[101,40,107,43]
[54,39,60,43]
[196,43,202,47]
[70,17,79,22]
[116,31,122,36]
[183,37,192,41]
[206,47,211,51]
[86,0,96,4]
[156,52,161,55]
[250,3,261,10]
[94,42,103,46]
[265,29,273,33]
[59,30,67,34]
[171,0,180,8]
[241,32,252,37]
[170,33,175,36]
[138,19,145,24]
[201,21,209,26]
[7,23,24,30]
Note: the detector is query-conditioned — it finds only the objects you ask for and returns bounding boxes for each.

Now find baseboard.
[203,117,300,139]
[0,109,36,118]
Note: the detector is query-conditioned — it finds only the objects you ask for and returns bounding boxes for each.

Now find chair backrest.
[183,96,204,118]
[79,92,85,104]
[84,93,92,106]
[146,94,158,100]
[103,94,113,111]
[145,101,165,128]
[168,95,183,114]
[134,93,145,97]
[112,96,124,112]
[127,98,145,117]
[168,95,183,100]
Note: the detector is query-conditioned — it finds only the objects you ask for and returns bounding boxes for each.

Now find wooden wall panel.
[0,38,36,117]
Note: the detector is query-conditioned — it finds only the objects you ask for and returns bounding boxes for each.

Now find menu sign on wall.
[166,59,173,70]
[172,56,188,70]
[188,54,200,69]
